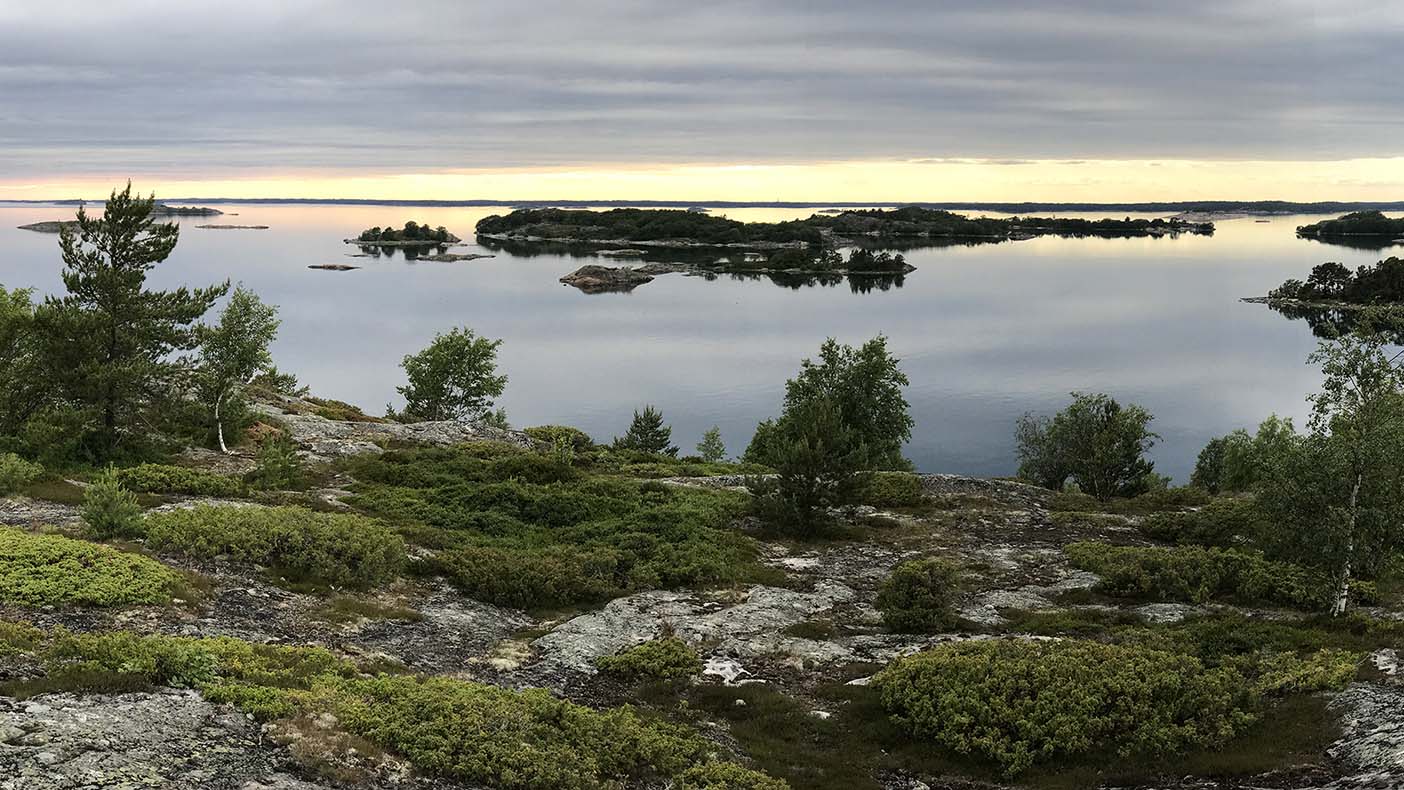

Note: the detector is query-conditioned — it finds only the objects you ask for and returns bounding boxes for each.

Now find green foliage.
[356,221,454,243]
[197,286,280,452]
[115,463,246,497]
[80,466,143,539]
[678,762,790,790]
[246,434,304,490]
[748,336,912,472]
[0,285,42,442]
[1270,254,1404,304]
[525,425,595,452]
[596,637,703,680]
[0,453,43,495]
[310,674,772,790]
[1051,486,1209,515]
[873,639,1255,777]
[345,445,759,608]
[1065,542,1330,609]
[614,405,678,456]
[476,207,823,246]
[697,425,727,463]
[1140,498,1260,547]
[0,620,42,656]
[876,558,961,633]
[0,528,178,606]
[857,471,924,508]
[1253,648,1361,695]
[1016,392,1158,499]
[1192,416,1297,494]
[142,505,405,588]
[747,397,868,534]
[32,184,228,461]
[396,327,507,422]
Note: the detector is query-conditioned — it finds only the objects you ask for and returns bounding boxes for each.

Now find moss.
[1051,487,1210,515]
[596,637,703,680]
[855,472,924,508]
[306,396,386,423]
[783,619,836,640]
[0,528,179,607]
[309,595,423,625]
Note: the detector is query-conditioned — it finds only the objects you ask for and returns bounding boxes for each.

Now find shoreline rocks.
[559,265,654,293]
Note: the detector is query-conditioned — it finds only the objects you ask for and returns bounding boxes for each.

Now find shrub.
[0,529,179,606]
[396,327,507,422]
[246,434,304,490]
[142,505,405,588]
[429,544,621,609]
[596,637,703,680]
[525,425,595,452]
[1015,393,1158,499]
[1051,486,1209,516]
[311,674,775,790]
[614,405,678,456]
[115,463,246,497]
[81,466,143,539]
[856,471,924,508]
[1253,648,1361,694]
[1139,497,1260,547]
[0,453,43,495]
[876,558,961,632]
[1066,542,1329,609]
[678,762,789,790]
[746,397,868,534]
[873,639,1255,776]
[696,426,727,463]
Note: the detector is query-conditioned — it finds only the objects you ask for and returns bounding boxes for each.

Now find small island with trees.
[350,220,460,245]
[1297,210,1404,242]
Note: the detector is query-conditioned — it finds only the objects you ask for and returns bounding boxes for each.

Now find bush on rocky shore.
[1066,542,1328,609]
[0,529,180,607]
[142,505,405,588]
[875,557,961,632]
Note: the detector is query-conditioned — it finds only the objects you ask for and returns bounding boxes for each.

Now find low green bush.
[596,637,703,680]
[115,463,246,497]
[525,425,595,452]
[81,467,144,539]
[1140,497,1260,547]
[876,558,961,633]
[347,446,760,608]
[1052,486,1210,515]
[0,529,179,607]
[0,620,43,656]
[0,453,43,495]
[1253,648,1361,694]
[855,472,924,508]
[142,505,405,588]
[873,639,1255,776]
[678,761,790,790]
[246,434,304,490]
[1066,542,1329,609]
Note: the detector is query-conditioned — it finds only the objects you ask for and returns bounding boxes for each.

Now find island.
[196,224,269,230]
[19,204,224,233]
[1297,210,1404,239]
[348,221,460,246]
[475,206,1213,250]
[1243,257,1404,338]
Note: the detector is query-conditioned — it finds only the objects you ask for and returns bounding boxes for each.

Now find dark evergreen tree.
[32,184,228,460]
[614,405,677,456]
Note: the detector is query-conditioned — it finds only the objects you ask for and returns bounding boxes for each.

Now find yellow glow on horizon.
[5,157,1404,203]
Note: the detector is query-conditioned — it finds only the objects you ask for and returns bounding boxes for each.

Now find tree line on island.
[474,205,1214,247]
[356,220,458,244]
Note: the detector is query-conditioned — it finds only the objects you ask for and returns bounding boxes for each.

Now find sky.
[2,0,1402,202]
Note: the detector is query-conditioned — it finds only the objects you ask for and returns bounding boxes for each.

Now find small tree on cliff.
[33,184,228,460]
[198,286,280,452]
[614,406,677,456]
[396,328,507,423]
[696,426,726,462]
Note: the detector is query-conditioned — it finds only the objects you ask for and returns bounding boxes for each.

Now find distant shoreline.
[7,198,1404,213]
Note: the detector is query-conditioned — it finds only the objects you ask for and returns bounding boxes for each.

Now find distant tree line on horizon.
[474,206,1213,247]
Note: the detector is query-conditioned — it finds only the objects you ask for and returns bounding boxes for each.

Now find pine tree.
[615,406,677,456]
[33,184,228,460]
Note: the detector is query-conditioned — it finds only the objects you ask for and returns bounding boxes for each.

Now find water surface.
[2,202,1398,480]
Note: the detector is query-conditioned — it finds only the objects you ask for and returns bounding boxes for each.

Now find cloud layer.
[2,1,1400,182]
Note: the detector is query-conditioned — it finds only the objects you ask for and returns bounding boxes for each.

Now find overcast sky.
[1,0,1400,198]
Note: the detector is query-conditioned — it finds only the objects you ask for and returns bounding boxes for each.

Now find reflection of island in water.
[1252,299,1404,343]
[1299,235,1404,252]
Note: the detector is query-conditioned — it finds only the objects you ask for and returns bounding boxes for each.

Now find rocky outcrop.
[0,691,328,790]
[0,496,81,528]
[251,395,533,462]
[558,265,654,293]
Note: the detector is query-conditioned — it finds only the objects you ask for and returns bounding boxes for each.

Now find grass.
[308,595,423,625]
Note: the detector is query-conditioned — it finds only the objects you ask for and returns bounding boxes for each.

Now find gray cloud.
[0,0,1400,181]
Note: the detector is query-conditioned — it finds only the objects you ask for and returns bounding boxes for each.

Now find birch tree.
[199,287,280,453]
